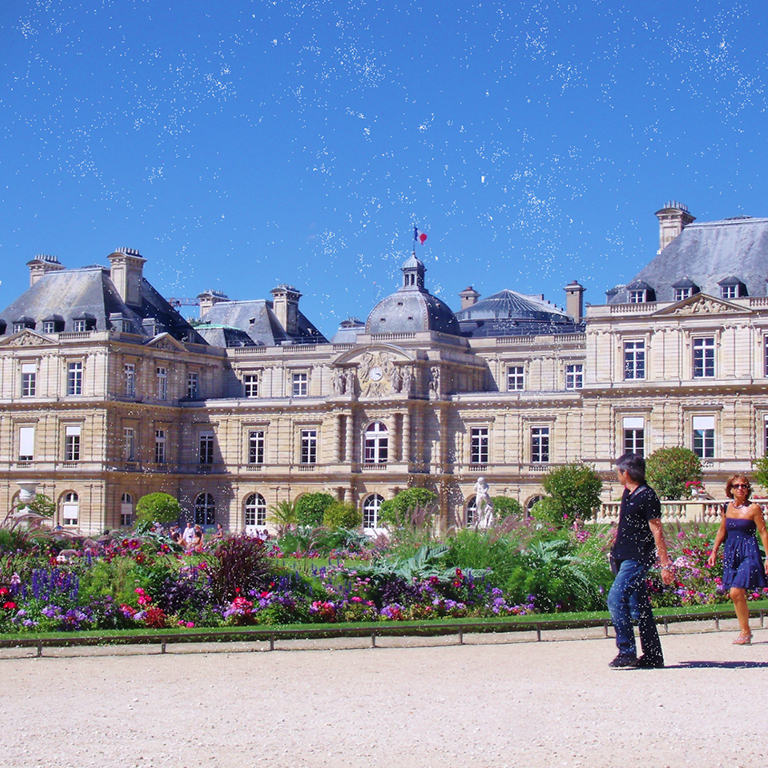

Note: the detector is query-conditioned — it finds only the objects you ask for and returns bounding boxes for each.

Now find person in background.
[607,452,674,669]
[212,523,224,541]
[707,475,768,645]
[182,521,195,550]
[192,524,204,550]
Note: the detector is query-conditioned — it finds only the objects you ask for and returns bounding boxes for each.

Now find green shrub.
[322,501,362,531]
[646,447,702,500]
[540,463,603,524]
[444,528,523,587]
[295,493,335,527]
[135,493,182,526]
[27,494,55,518]
[379,488,437,528]
[489,496,524,518]
[268,499,297,535]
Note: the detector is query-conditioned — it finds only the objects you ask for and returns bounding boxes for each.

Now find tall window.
[624,341,645,380]
[300,429,317,464]
[120,493,133,527]
[244,374,259,398]
[18,426,35,462]
[248,430,265,465]
[692,415,715,459]
[124,363,136,397]
[565,364,583,390]
[187,372,199,399]
[364,422,389,464]
[293,372,308,397]
[244,493,267,527]
[363,494,384,529]
[531,426,550,463]
[693,338,715,378]
[123,427,136,461]
[155,429,166,464]
[67,361,83,395]
[466,497,478,527]
[623,417,645,457]
[194,493,215,525]
[470,427,489,465]
[65,425,81,461]
[199,432,214,465]
[156,366,168,400]
[62,492,79,526]
[507,366,525,391]
[21,363,36,397]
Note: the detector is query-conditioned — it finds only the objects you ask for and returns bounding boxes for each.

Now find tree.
[27,494,55,518]
[489,496,524,518]
[268,499,297,536]
[322,501,362,531]
[135,493,182,526]
[379,488,438,528]
[294,493,335,527]
[538,463,603,525]
[645,447,702,500]
[754,455,768,496]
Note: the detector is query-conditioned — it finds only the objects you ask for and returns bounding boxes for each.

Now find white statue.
[474,476,494,529]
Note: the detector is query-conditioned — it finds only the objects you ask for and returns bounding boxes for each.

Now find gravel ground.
[1,625,767,768]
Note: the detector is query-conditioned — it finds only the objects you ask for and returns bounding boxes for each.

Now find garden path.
[1,625,766,768]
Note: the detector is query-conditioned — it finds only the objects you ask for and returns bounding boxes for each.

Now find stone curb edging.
[1,608,765,658]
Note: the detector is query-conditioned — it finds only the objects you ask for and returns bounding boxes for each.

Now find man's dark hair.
[615,452,646,483]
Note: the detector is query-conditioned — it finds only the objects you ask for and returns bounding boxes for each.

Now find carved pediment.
[653,293,752,317]
[146,332,186,352]
[331,345,415,397]
[0,330,56,347]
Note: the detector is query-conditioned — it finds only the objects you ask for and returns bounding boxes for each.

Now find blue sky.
[1,0,766,336]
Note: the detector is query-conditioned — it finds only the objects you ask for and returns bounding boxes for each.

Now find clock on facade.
[369,366,383,381]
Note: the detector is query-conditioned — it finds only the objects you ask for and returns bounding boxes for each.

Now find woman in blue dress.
[708,475,768,645]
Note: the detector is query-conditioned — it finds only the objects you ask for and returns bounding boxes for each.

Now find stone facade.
[3,204,768,534]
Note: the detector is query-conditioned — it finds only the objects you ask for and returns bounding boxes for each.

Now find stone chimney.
[270,284,302,335]
[108,248,146,307]
[27,255,65,287]
[458,286,480,310]
[654,201,695,254]
[564,281,585,323]
[197,289,229,319]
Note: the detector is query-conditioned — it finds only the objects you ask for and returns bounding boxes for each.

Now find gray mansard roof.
[199,300,327,347]
[0,266,204,342]
[456,289,582,337]
[608,216,768,303]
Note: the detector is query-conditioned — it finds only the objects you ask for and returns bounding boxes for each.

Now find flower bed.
[0,521,761,634]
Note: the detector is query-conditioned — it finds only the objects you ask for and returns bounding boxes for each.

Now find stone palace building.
[1,202,767,535]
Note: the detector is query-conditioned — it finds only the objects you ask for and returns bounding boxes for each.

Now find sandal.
[733,633,752,646]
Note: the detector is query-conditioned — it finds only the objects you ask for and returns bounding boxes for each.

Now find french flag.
[413,226,427,245]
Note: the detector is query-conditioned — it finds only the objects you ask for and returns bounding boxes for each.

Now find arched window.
[244,493,267,528]
[61,491,79,526]
[195,493,215,526]
[465,496,478,527]
[526,495,545,517]
[364,421,388,464]
[120,493,133,527]
[363,494,384,529]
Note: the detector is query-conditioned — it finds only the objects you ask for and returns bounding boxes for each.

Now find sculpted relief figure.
[332,369,346,395]
[429,366,441,394]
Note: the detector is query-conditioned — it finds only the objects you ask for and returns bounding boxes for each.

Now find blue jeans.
[607,559,663,661]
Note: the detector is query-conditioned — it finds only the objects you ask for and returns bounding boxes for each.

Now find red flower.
[3,601,17,610]
[0,587,8,596]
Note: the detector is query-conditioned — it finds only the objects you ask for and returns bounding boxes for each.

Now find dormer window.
[13,317,35,333]
[718,276,747,300]
[73,319,88,333]
[672,278,699,303]
[675,287,692,301]
[625,280,655,304]
[72,313,96,332]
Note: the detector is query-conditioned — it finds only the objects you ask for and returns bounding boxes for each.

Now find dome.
[455,289,580,337]
[365,253,460,335]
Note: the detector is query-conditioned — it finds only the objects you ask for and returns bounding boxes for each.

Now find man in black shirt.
[607,453,674,669]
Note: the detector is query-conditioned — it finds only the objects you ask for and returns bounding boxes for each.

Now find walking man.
[608,453,674,669]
